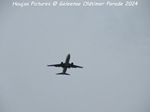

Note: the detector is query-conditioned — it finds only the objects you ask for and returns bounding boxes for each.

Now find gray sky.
[0,0,150,112]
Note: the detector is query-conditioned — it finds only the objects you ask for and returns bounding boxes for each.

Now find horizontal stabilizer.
[56,73,70,75]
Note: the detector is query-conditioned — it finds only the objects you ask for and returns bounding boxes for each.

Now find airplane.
[47,54,83,75]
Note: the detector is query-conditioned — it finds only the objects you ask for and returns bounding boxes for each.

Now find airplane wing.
[69,63,83,68]
[47,64,63,67]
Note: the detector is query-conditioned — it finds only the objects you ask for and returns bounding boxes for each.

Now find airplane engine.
[71,62,74,65]
[61,62,63,64]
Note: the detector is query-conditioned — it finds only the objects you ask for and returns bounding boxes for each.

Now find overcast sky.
[0,0,150,112]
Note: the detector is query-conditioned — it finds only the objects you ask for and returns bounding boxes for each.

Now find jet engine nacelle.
[68,62,74,69]
[61,62,63,64]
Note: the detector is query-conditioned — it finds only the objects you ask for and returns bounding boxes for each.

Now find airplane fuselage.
[64,54,70,67]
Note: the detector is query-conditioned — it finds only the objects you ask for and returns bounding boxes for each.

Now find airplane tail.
[56,72,70,75]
